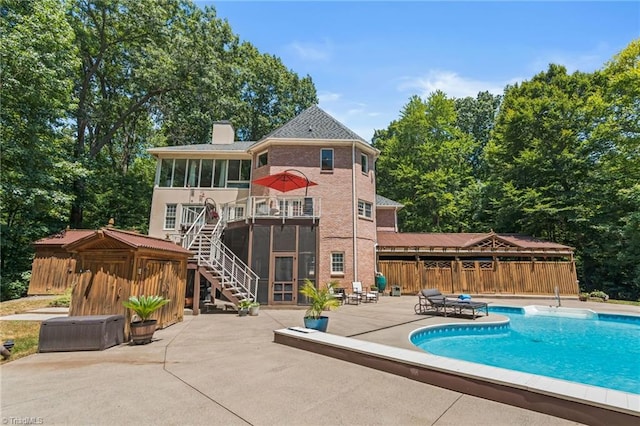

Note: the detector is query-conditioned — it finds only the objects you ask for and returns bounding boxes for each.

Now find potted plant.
[578,292,589,301]
[300,279,341,332]
[237,299,252,316]
[249,301,260,316]
[122,295,170,345]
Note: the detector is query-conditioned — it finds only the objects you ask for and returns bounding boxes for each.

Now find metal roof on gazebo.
[376,231,574,256]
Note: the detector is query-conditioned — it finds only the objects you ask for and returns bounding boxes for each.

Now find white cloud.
[287,40,332,61]
[397,70,509,99]
[318,91,341,102]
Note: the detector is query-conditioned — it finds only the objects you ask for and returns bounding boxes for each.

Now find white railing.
[180,207,258,303]
[223,196,321,222]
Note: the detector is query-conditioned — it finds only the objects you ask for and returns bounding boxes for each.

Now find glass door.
[272,254,296,304]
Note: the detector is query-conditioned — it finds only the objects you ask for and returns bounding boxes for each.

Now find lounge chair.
[414,288,488,319]
[451,299,489,319]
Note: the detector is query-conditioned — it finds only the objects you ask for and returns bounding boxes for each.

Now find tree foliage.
[0,0,81,299]
[1,0,316,299]
[375,40,639,300]
[374,93,478,232]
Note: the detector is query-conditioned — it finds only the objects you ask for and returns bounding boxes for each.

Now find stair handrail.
[183,205,258,302]
[181,208,207,248]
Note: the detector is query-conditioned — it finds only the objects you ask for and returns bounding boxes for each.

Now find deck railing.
[222,195,321,223]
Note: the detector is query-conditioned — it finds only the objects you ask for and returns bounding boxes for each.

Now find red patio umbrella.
[252,169,317,195]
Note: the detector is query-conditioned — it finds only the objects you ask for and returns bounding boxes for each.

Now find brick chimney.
[211,121,235,144]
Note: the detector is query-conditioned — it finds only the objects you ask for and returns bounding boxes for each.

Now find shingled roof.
[262,105,367,142]
[147,141,254,155]
[376,194,404,208]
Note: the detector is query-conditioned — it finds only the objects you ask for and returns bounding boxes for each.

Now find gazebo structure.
[376,231,578,296]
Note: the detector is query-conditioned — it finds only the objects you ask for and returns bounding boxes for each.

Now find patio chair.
[364,285,379,303]
[351,281,378,303]
[329,286,345,305]
[346,282,363,305]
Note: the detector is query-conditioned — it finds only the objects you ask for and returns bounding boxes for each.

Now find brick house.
[147,105,383,307]
[146,105,578,310]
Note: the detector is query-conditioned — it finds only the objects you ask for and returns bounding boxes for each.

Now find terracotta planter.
[130,319,157,345]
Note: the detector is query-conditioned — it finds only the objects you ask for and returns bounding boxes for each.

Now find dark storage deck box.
[38,315,125,352]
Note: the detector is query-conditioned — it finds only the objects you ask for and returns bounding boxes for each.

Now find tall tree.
[67,0,186,227]
[483,64,597,242]
[454,91,502,179]
[0,0,80,298]
[578,40,640,298]
[233,43,317,141]
[374,93,478,232]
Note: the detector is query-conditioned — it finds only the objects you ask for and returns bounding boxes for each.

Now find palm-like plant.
[300,279,341,319]
[122,295,170,323]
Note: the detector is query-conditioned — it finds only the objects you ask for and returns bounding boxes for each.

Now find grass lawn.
[607,299,640,306]
[0,296,57,364]
[0,321,42,363]
[0,296,54,316]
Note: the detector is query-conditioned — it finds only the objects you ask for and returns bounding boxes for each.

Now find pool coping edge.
[274,327,639,425]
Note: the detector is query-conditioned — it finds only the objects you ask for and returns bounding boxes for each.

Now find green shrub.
[0,271,30,301]
[49,287,73,307]
[589,290,609,301]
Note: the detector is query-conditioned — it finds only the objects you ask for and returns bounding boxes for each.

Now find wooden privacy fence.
[29,251,78,295]
[378,260,578,296]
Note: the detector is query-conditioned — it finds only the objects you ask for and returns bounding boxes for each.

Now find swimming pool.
[410,305,640,394]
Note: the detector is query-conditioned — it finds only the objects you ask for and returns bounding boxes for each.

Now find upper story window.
[361,153,369,174]
[257,151,268,168]
[321,148,334,172]
[164,204,177,229]
[158,158,250,189]
[227,159,251,188]
[358,200,373,219]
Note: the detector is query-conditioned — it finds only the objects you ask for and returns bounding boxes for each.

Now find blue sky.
[201,1,639,141]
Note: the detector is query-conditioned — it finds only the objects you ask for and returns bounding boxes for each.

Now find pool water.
[410,306,640,394]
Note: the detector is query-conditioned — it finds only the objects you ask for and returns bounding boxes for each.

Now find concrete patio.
[1,295,638,425]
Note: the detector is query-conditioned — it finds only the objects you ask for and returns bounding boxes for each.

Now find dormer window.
[321,148,333,172]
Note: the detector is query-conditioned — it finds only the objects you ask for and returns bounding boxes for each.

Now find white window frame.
[164,204,177,230]
[257,150,268,168]
[361,153,369,174]
[321,148,334,172]
[331,252,345,275]
[358,200,373,219]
